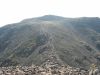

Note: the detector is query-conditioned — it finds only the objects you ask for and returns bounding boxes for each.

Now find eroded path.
[39,21,64,65]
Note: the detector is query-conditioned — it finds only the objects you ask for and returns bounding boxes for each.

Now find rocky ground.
[0,61,99,75]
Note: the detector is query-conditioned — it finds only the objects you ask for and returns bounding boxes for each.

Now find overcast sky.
[0,0,100,27]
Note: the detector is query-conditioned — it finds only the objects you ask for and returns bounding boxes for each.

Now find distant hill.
[0,15,100,69]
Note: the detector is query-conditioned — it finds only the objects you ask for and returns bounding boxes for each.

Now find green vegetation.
[0,15,100,69]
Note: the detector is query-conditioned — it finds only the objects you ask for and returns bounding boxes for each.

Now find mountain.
[0,15,100,69]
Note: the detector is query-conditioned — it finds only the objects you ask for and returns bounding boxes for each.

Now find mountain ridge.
[0,15,100,69]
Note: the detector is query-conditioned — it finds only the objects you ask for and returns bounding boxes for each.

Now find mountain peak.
[38,15,65,21]
[21,15,65,23]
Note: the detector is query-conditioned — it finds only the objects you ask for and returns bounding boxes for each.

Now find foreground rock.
[0,62,99,75]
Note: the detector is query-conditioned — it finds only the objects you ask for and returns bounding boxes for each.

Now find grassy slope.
[0,16,100,69]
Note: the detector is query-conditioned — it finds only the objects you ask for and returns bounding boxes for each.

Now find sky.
[0,0,100,27]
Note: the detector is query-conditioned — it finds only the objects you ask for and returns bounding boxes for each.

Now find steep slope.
[0,15,100,69]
